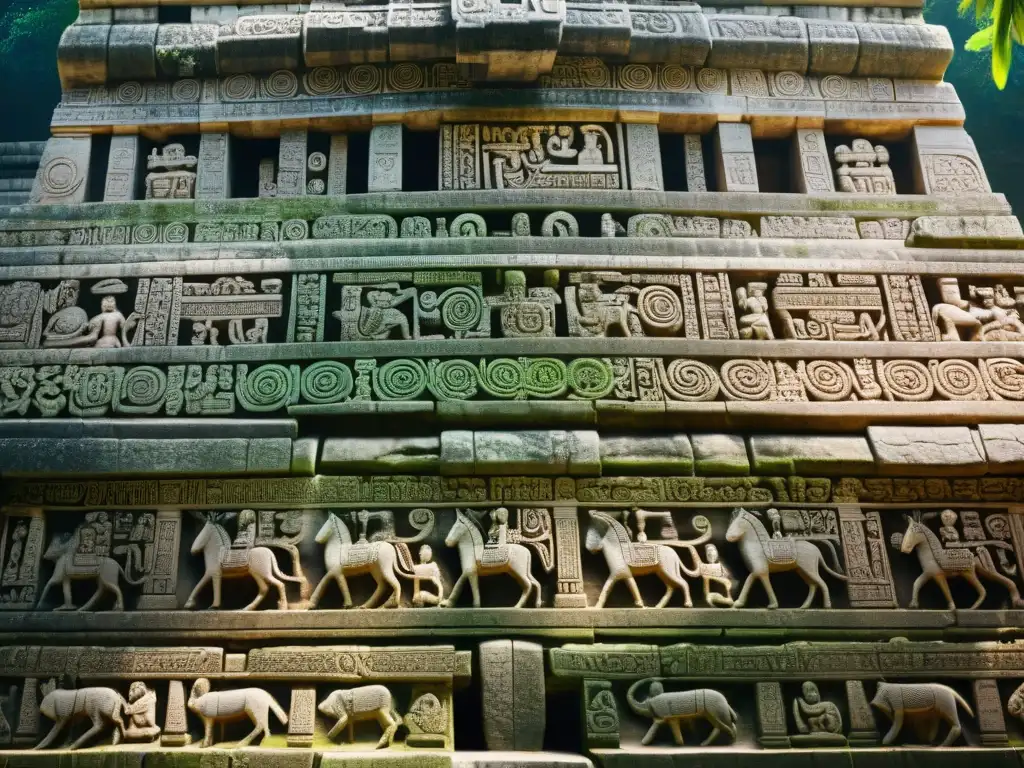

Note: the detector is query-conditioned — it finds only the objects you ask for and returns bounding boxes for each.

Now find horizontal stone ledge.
[0,418,297,440]
[2,338,1024,367]
[591,751,1012,768]
[4,190,1010,224]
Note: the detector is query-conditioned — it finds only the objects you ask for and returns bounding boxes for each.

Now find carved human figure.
[122,681,161,742]
[188,678,288,748]
[318,685,402,748]
[578,130,603,165]
[700,544,735,607]
[793,682,842,736]
[232,509,257,550]
[42,280,129,348]
[932,279,1024,341]
[735,282,774,339]
[2,521,27,582]
[411,544,445,607]
[938,509,960,545]
[626,680,738,746]
[486,507,509,547]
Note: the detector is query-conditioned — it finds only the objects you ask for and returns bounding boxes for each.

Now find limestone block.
[277,130,307,197]
[867,426,987,476]
[304,8,389,66]
[854,22,953,79]
[480,640,546,751]
[473,430,600,475]
[761,215,858,238]
[600,434,693,474]
[217,14,302,74]
[155,24,219,78]
[103,134,140,202]
[911,125,991,195]
[440,430,475,474]
[368,124,403,192]
[0,418,299,440]
[291,436,319,476]
[196,132,232,199]
[792,128,835,194]
[749,434,874,475]
[706,15,808,72]
[453,0,564,81]
[322,436,441,472]
[804,19,858,74]
[683,134,707,192]
[628,6,711,66]
[107,23,157,81]
[0,438,117,475]
[714,122,758,192]
[247,437,293,472]
[78,9,113,24]
[114,7,158,23]
[977,424,1024,473]
[327,134,348,195]
[30,136,92,205]
[57,23,110,89]
[907,215,1023,248]
[118,438,250,474]
[624,123,663,191]
[388,3,455,60]
[690,433,749,475]
[562,2,632,57]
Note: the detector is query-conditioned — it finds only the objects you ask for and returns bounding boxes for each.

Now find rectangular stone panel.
[103,134,140,202]
[57,23,110,88]
[624,123,663,191]
[912,125,991,195]
[714,122,758,192]
[707,15,808,72]
[369,124,403,192]
[854,22,954,79]
[30,136,92,205]
[196,132,231,199]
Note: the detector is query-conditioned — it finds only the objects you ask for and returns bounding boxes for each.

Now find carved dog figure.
[188,678,287,748]
[626,680,738,746]
[35,686,127,750]
[318,685,402,748]
[870,682,973,747]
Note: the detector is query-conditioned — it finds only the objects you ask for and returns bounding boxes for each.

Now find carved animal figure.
[318,685,402,748]
[1007,682,1024,722]
[185,512,306,610]
[308,512,425,609]
[725,508,847,609]
[36,531,149,611]
[585,510,710,608]
[35,686,128,750]
[870,682,973,747]
[187,678,287,748]
[898,512,1024,610]
[626,680,738,746]
[441,509,546,608]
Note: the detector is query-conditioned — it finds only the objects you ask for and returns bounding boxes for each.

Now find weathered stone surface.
[792,128,835,194]
[155,24,218,78]
[690,432,749,475]
[30,136,92,205]
[305,8,390,66]
[102,135,140,203]
[217,14,302,74]
[854,22,953,79]
[867,425,987,476]
[707,15,808,71]
[907,215,1024,248]
[368,124,403,192]
[714,122,758,192]
[290,436,319,476]
[480,640,545,751]
[600,434,693,474]
[911,125,992,196]
[749,434,874,475]
[106,23,157,82]
[322,436,441,472]
[473,430,600,475]
[977,424,1024,473]
[57,23,109,88]
[804,19,859,74]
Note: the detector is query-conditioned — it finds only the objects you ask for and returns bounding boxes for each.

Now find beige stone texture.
[690,432,750,475]
[714,122,759,192]
[473,430,600,475]
[600,434,694,474]
[854,22,953,79]
[480,640,545,751]
[30,136,92,205]
[911,125,992,196]
[977,424,1024,473]
[867,425,987,476]
[749,434,875,475]
[56,23,110,88]
[322,436,440,473]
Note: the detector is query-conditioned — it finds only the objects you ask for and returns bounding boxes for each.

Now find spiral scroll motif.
[567,358,614,399]
[304,67,343,96]
[478,358,525,399]
[388,63,425,91]
[119,366,166,412]
[981,358,1024,400]
[162,222,189,243]
[659,65,691,91]
[619,64,656,90]
[373,359,428,400]
[801,360,853,401]
[523,358,568,399]
[932,359,985,400]
[427,359,479,400]
[721,359,773,401]
[237,364,295,412]
[264,70,298,99]
[880,360,933,401]
[223,73,256,100]
[346,65,383,94]
[299,361,353,404]
[661,359,720,401]
[637,286,684,335]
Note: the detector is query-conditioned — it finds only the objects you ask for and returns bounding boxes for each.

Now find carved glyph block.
[369,124,403,192]
[103,135,140,203]
[714,123,758,192]
[30,136,92,205]
[912,126,991,195]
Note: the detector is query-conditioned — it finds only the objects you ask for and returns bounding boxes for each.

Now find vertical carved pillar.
[30,135,92,205]
[582,679,619,748]
[973,679,1008,746]
[287,273,327,343]
[911,125,991,195]
[696,272,739,339]
[0,509,44,611]
[480,640,545,751]
[13,677,39,746]
[196,132,231,199]
[713,122,758,192]
[277,130,307,197]
[792,128,835,193]
[845,680,880,746]
[756,681,790,748]
[553,506,587,608]
[368,124,403,192]
[683,134,707,192]
[287,687,316,747]
[624,123,663,191]
[837,505,896,608]
[161,680,190,746]
[328,134,348,195]
[137,509,181,610]
[103,135,140,201]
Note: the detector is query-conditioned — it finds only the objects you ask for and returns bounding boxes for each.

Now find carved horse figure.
[37,532,149,611]
[441,509,547,608]
[308,512,429,609]
[585,510,710,608]
[184,512,306,610]
[725,508,847,609]
[898,512,1024,610]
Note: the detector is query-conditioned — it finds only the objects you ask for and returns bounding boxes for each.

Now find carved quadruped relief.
[189,677,287,747]
[627,680,738,746]
[319,685,400,748]
[872,682,972,746]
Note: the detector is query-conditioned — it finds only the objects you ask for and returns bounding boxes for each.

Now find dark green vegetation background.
[0,0,1021,209]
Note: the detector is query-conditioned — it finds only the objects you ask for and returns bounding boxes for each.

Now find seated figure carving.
[791,681,846,745]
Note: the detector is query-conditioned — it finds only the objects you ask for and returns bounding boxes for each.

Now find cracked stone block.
[480,639,545,751]
[978,424,1024,473]
[600,434,694,474]
[322,436,441,473]
[867,426,987,476]
[473,430,599,475]
[750,435,875,475]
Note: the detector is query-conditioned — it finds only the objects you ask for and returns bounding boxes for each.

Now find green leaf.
[966,24,995,49]
[992,0,1014,88]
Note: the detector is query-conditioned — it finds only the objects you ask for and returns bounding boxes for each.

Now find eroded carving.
[871,682,972,747]
[319,685,401,748]
[626,681,738,746]
[188,678,287,748]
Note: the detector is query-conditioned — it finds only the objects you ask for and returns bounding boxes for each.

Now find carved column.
[792,128,835,194]
[13,677,39,746]
[713,122,758,192]
[553,506,587,608]
[480,640,545,751]
[845,680,880,746]
[160,680,190,746]
[277,130,307,197]
[287,687,316,747]
[683,134,707,192]
[911,125,991,195]
[328,134,348,195]
[136,509,181,610]
[582,679,619,748]
[287,273,327,343]
[973,679,1009,746]
[756,681,790,748]
[196,132,231,199]
[0,509,44,611]
[103,135,140,202]
[623,123,663,192]
[837,505,896,608]
[30,136,92,205]
[368,124,403,192]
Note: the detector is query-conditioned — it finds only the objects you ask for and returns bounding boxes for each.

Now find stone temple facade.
[1,0,1024,765]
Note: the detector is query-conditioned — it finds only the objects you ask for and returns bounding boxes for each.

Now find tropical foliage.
[959,0,1024,88]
